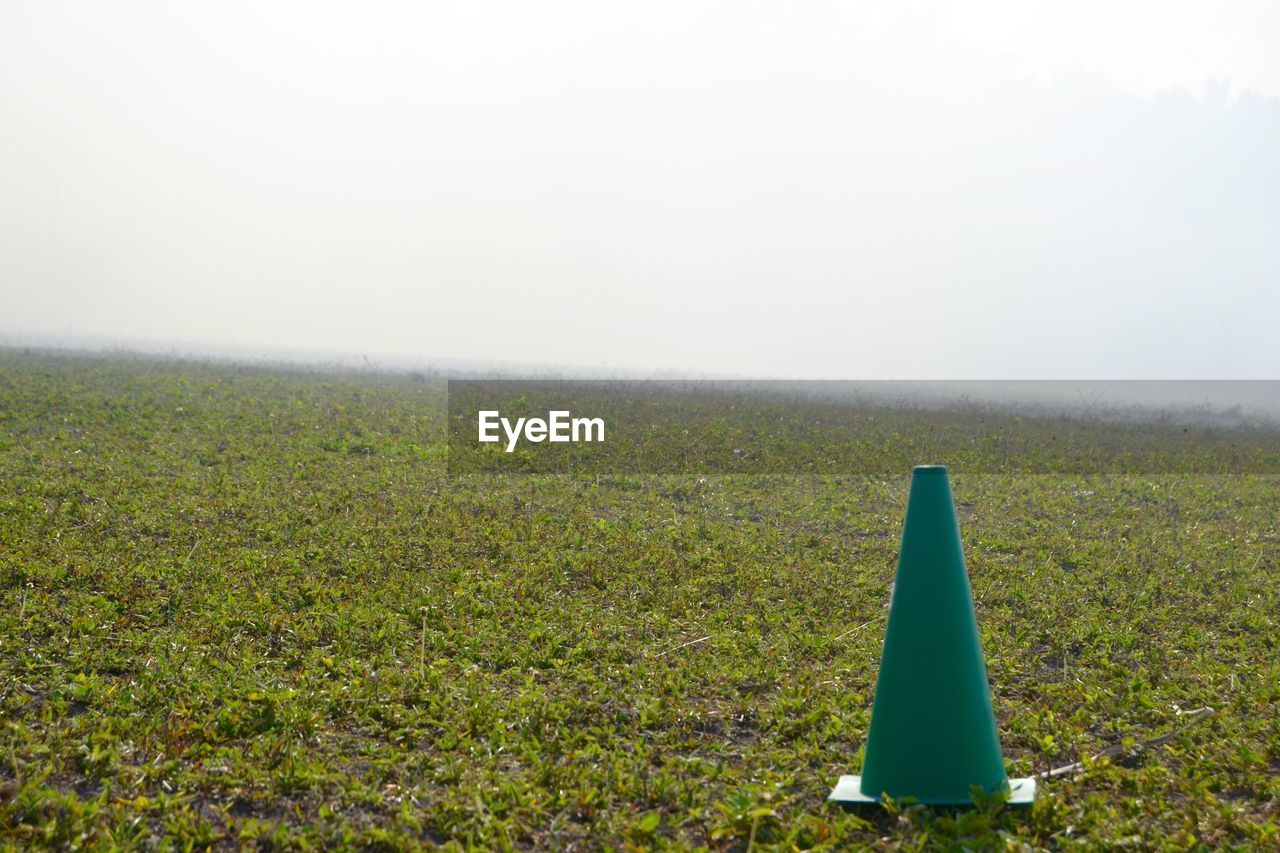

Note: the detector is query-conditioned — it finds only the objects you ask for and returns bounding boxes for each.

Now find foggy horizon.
[4,2,1279,379]
[6,336,1280,426]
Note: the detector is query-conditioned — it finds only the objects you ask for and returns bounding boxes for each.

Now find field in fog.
[1,351,1277,848]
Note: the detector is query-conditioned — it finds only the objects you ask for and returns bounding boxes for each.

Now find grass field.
[1,351,1278,849]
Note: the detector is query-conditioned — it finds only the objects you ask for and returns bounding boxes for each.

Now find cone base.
[828,775,1036,806]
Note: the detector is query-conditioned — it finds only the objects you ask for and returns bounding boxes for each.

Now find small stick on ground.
[653,635,710,658]
[1037,706,1215,781]
[831,615,886,643]
[182,539,201,567]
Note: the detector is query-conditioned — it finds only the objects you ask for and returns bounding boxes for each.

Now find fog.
[3,1,1279,379]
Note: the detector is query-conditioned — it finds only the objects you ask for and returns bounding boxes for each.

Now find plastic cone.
[829,465,1035,806]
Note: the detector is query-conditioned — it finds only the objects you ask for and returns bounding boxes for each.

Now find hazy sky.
[3,1,1279,378]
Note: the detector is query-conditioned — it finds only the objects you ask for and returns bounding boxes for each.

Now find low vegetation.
[1,351,1277,848]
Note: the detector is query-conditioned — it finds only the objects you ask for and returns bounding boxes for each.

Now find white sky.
[2,1,1278,377]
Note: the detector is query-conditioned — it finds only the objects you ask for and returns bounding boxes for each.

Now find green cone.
[829,465,1035,806]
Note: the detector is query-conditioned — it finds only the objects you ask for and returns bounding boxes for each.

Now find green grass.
[1,351,1277,849]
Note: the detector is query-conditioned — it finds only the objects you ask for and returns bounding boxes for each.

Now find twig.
[831,615,886,643]
[653,635,710,658]
[1037,706,1215,781]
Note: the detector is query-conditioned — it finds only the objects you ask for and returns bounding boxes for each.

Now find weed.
[0,351,1276,847]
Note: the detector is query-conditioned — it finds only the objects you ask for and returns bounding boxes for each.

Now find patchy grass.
[1,351,1277,849]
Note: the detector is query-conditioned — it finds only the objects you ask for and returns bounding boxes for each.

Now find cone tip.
[912,464,948,476]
